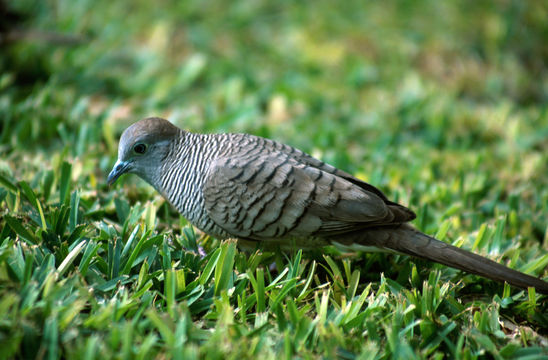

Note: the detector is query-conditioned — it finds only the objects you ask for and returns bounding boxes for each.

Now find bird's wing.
[257,136,415,217]
[202,151,405,241]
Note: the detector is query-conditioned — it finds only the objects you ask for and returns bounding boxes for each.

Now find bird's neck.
[153,132,226,226]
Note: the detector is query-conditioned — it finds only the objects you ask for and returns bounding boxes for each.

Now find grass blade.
[214,241,236,296]
[5,215,37,245]
[57,240,86,277]
[59,161,72,205]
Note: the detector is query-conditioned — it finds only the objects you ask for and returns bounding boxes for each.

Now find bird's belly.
[233,236,330,252]
[191,222,331,251]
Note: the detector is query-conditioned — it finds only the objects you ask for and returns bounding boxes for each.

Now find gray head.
[107,117,182,186]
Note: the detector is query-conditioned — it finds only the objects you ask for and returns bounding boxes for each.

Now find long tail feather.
[340,224,548,294]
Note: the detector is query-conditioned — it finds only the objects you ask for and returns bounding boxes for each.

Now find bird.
[108,117,548,294]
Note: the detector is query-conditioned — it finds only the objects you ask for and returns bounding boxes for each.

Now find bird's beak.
[107,160,131,186]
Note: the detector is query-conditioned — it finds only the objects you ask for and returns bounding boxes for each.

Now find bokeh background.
[1,0,548,358]
[3,0,547,240]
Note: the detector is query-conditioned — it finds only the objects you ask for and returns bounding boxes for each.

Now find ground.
[1,0,548,358]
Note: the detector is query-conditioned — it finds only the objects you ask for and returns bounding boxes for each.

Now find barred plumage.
[107,117,548,294]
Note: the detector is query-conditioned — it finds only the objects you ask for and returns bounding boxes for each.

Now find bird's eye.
[133,143,147,154]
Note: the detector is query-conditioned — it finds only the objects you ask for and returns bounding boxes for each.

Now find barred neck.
[155,131,227,227]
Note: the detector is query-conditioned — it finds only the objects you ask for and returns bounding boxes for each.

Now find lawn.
[1,0,548,358]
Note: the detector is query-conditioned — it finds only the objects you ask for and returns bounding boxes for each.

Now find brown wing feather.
[256,136,416,222]
[203,148,412,241]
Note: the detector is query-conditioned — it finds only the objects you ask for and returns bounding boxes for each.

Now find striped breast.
[154,132,233,238]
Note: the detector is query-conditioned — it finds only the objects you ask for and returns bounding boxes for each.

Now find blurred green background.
[1,0,548,358]
[2,0,548,240]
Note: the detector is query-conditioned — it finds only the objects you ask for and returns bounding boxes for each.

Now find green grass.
[1,0,548,358]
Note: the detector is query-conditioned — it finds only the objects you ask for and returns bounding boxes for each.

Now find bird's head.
[107,117,181,186]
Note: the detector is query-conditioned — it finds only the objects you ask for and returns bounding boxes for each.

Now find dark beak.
[107,160,131,186]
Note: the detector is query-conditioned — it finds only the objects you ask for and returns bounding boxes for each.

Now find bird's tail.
[338,224,548,294]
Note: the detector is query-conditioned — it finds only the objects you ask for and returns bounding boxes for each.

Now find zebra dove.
[108,117,548,294]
